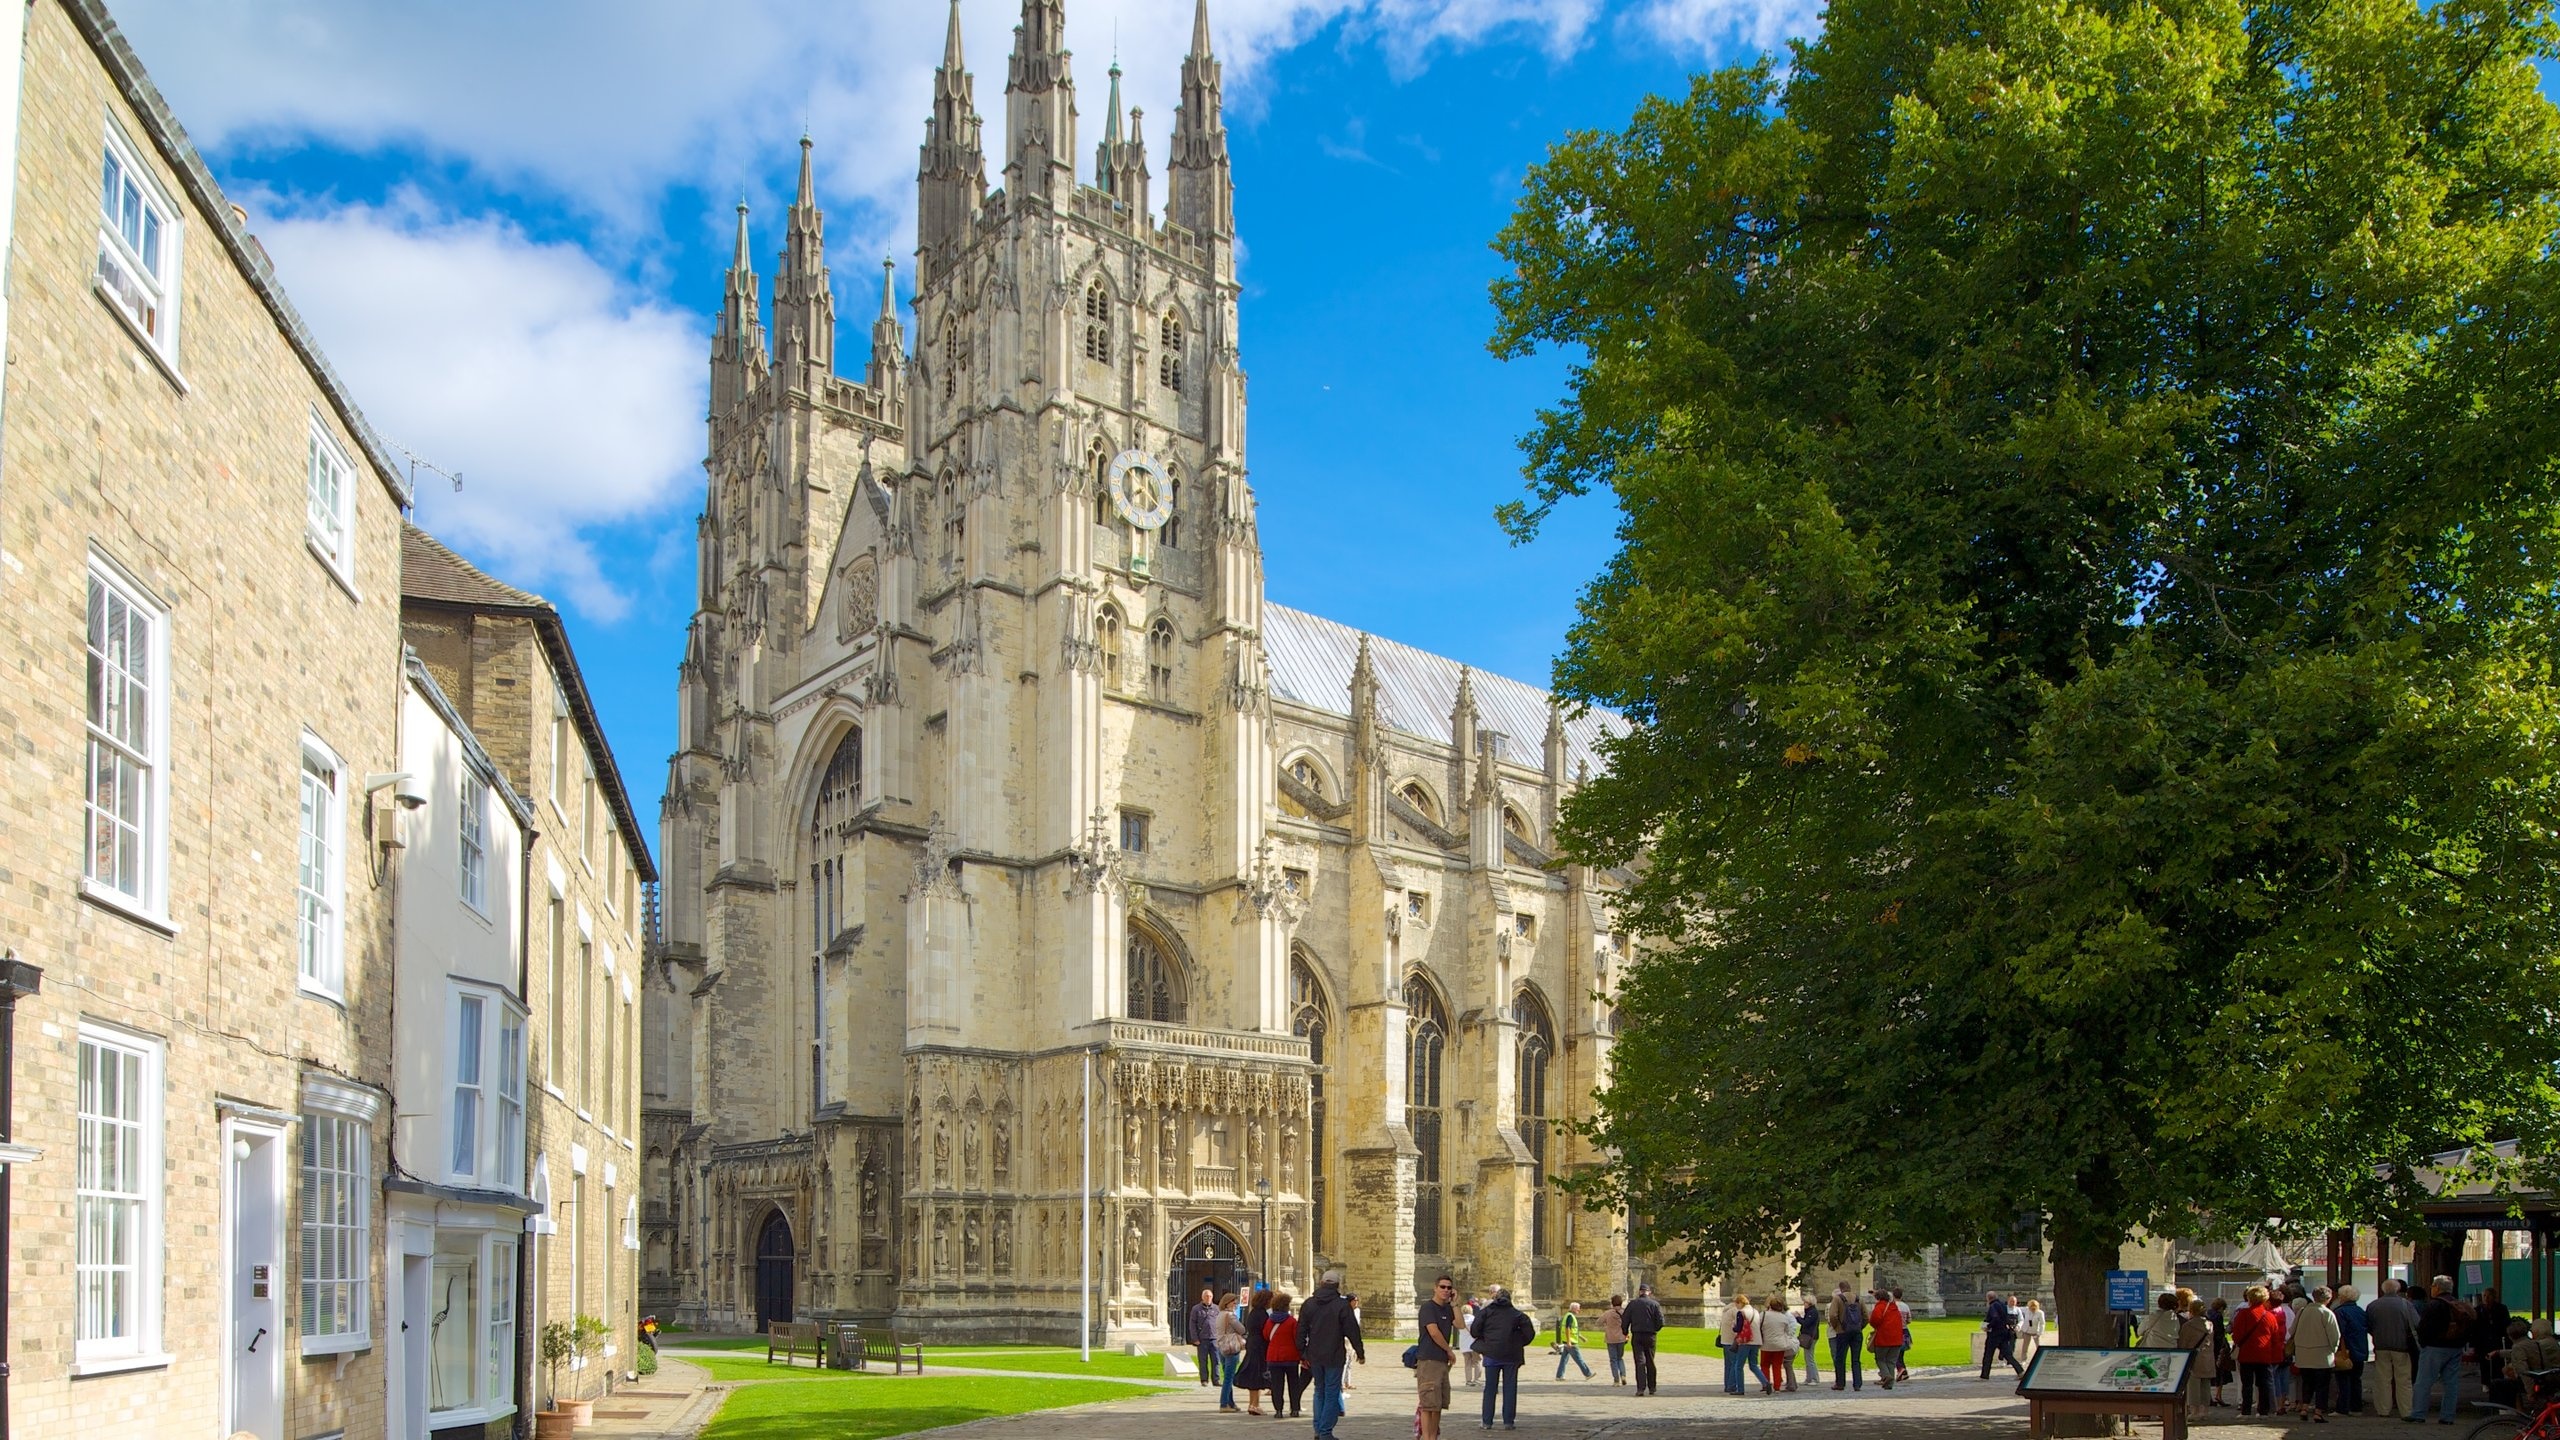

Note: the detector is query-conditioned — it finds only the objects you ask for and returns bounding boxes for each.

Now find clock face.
[1107,448,1174,532]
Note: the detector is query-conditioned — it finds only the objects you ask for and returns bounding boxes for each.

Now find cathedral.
[640,0,1646,1343]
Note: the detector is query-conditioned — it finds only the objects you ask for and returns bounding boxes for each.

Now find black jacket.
[1299,1283,1365,1367]
[1471,1298,1538,1367]
[1624,1295,1667,1337]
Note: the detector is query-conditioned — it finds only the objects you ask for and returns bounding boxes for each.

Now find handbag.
[1402,1344,1421,1369]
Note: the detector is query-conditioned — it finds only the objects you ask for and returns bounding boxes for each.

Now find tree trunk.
[2046,1226,2126,1436]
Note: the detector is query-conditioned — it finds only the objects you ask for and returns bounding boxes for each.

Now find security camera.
[365,772,430,812]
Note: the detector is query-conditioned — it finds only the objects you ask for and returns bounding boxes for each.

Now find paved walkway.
[614,1345,2491,1439]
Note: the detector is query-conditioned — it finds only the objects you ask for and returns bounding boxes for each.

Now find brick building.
[0,3,414,1436]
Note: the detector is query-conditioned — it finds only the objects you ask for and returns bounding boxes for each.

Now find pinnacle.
[795,133,817,208]
[943,0,966,69]
[731,198,752,271]
[879,256,897,318]
[1190,0,1213,58]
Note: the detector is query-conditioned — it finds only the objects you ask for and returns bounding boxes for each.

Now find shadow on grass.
[701,1375,1135,1440]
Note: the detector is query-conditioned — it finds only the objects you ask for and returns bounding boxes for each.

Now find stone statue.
[964,1211,983,1271]
[1160,1113,1180,1176]
[993,1116,1011,1182]
[1124,1112,1144,1164]
[934,1119,951,1184]
[995,1214,1013,1274]
[965,1114,983,1187]
[1247,1118,1265,1177]
[933,1225,949,1275]
[1123,1215,1143,1285]
[1280,1120,1299,1183]
[1036,1210,1051,1277]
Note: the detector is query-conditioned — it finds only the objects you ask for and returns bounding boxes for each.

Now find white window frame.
[94,119,181,364]
[451,990,485,1181]
[450,983,528,1191]
[298,1110,370,1354]
[297,735,346,1000]
[547,696,569,815]
[82,553,171,926]
[458,768,489,914]
[305,412,357,585]
[497,1006,525,1192]
[427,1230,517,1423]
[74,1023,166,1371]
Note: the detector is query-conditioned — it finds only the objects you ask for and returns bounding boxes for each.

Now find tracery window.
[1162,467,1182,549]
[1515,989,1555,1259]
[1083,280,1110,363]
[941,316,960,403]
[1290,758,1322,797]
[808,728,861,948]
[1098,605,1125,691]
[1400,782,1439,824]
[1147,618,1175,696]
[941,473,964,567]
[1126,926,1185,1023]
[1159,312,1184,393]
[1092,448,1112,526]
[1405,974,1447,1255]
[1503,806,1531,842]
[1290,950,1331,1253]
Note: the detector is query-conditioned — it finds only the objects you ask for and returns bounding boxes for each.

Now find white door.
[226,1122,286,1440]
[402,1253,432,1440]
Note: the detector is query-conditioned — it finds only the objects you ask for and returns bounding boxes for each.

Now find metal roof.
[1263,603,1626,777]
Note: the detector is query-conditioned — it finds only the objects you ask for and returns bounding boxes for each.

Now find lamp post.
[1254,1177,1275,1288]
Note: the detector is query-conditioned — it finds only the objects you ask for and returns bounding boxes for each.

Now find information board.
[2020,1346,2192,1397]
[2105,1270,2150,1312]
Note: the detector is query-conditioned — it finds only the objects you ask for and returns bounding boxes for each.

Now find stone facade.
[401,526,655,1411]
[0,3,412,1436]
[643,0,1642,1345]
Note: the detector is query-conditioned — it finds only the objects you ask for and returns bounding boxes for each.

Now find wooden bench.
[765,1321,824,1367]
[855,1327,926,1374]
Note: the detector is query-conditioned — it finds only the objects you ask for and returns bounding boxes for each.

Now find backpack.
[1843,1299,1867,1333]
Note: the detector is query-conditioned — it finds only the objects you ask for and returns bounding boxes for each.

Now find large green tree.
[1496,0,2560,1337]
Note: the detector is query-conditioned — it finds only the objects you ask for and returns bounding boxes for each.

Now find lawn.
[699,1374,1135,1440]
[1652,1317,1979,1368]
[666,1336,782,1353]
[670,1341,1174,1382]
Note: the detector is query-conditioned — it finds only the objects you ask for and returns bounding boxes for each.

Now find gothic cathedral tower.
[653,0,1325,1342]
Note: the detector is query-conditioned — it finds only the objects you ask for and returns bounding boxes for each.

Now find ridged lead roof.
[1263,603,1625,777]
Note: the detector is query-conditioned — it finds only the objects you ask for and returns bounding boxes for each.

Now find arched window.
[1147,618,1175,695]
[1503,806,1531,843]
[808,728,861,948]
[941,315,960,403]
[941,472,965,567]
[1126,925,1185,1023]
[1515,989,1556,1259]
[1097,605,1124,691]
[1092,447,1112,526]
[1162,466,1182,548]
[1399,781,1440,825]
[1405,973,1447,1255]
[1083,280,1111,363]
[1291,950,1331,1254]
[1158,312,1185,393]
[1290,758,1323,797]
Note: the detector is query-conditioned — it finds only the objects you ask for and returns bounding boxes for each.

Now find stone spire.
[1094,61,1151,218]
[1450,666,1479,754]
[918,0,986,274]
[868,257,905,390]
[774,135,836,382]
[1351,633,1379,754]
[1004,0,1077,204]
[711,199,767,416]
[1167,0,1233,236]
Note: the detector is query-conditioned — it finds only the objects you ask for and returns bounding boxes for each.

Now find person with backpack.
[1829,1284,1866,1391]
[1719,1293,1760,1396]
[1600,1296,1630,1386]
[1299,1272,1366,1440]
[1979,1289,2024,1380]
[1868,1287,1909,1390]
[2409,1275,2469,1424]
[1625,1283,1667,1396]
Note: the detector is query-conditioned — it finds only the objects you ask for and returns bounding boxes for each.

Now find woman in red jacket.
[1263,1291,1310,1418]
[2230,1286,2288,1418]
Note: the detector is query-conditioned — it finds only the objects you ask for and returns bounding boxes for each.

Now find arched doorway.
[1166,1222,1243,1345]
[754,1210,795,1332]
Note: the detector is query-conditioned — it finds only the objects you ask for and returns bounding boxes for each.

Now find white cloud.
[250,195,703,620]
[1627,0,1817,55]
[110,0,1637,230]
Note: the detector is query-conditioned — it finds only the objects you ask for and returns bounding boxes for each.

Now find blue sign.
[2106,1270,2150,1313]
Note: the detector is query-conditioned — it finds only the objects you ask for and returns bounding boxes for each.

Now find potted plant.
[536,1321,587,1437]
[569,1314,610,1426]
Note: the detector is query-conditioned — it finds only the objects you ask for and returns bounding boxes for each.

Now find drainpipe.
[0,953,45,1440]
[514,829,539,1438]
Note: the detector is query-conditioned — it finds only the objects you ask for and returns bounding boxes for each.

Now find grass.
[666,1336,784,1353]
[699,1374,1134,1440]
[1651,1317,1980,1368]
[928,1347,1173,1379]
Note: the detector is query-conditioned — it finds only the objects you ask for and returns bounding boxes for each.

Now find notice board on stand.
[2016,1347,2192,1439]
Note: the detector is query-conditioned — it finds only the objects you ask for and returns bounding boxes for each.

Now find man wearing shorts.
[1417,1274,1458,1440]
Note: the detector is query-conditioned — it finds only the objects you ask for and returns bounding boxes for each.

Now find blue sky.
[107,0,1781,853]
